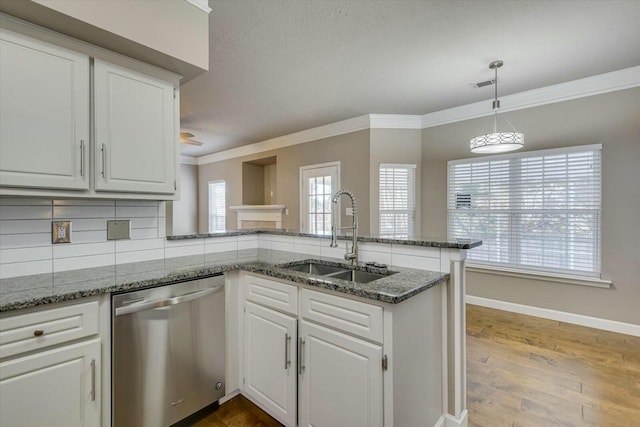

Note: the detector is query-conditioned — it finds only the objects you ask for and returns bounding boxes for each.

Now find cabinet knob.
[33,329,44,337]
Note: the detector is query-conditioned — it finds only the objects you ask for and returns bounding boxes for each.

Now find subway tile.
[0,219,51,235]
[115,238,165,252]
[165,244,204,259]
[115,248,164,265]
[54,205,115,219]
[53,253,115,272]
[116,206,157,218]
[157,202,166,218]
[0,198,52,206]
[0,259,53,279]
[130,228,159,240]
[320,244,346,261]
[359,249,392,266]
[0,205,52,220]
[237,235,258,250]
[71,230,107,244]
[0,233,51,249]
[53,241,115,258]
[390,253,440,271]
[391,244,440,258]
[0,246,52,264]
[70,218,107,232]
[53,199,115,207]
[205,237,237,254]
[158,217,166,238]
[115,200,159,207]
[165,238,204,248]
[130,217,158,229]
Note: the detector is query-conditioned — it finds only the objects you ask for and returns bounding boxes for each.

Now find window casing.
[379,164,416,239]
[448,144,601,277]
[208,180,226,233]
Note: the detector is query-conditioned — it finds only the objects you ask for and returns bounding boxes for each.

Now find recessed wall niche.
[242,156,277,205]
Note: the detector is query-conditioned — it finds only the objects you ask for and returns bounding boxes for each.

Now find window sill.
[466,264,612,289]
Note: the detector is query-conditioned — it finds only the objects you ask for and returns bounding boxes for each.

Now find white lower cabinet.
[298,320,383,427]
[244,301,297,427]
[0,338,101,427]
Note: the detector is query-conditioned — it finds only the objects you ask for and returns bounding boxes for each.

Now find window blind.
[379,164,416,239]
[448,144,601,277]
[208,180,226,233]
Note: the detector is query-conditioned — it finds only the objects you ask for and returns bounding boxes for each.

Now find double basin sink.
[279,259,396,284]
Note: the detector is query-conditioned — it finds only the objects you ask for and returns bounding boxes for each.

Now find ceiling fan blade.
[180,132,195,139]
[180,138,203,146]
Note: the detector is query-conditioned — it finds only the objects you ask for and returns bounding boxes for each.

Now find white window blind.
[208,180,226,233]
[448,144,602,277]
[379,164,416,239]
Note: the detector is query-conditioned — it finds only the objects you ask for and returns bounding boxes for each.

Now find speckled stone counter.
[166,228,482,249]
[0,248,448,312]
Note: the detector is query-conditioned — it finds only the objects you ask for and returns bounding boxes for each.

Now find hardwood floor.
[467,304,640,427]
[195,305,640,426]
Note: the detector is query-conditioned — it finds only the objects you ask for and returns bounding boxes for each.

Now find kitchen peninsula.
[0,230,480,427]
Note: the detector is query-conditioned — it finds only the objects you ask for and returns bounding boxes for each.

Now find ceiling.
[179,0,640,158]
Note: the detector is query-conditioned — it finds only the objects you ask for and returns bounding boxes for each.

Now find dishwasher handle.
[115,285,223,316]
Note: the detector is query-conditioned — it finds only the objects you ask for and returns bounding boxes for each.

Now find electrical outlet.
[52,221,71,244]
[107,220,131,240]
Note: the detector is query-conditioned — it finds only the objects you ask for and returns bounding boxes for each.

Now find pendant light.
[470,60,524,153]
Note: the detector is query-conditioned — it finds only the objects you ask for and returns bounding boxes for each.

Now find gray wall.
[166,163,199,236]
[242,162,265,205]
[421,88,640,325]
[198,130,371,233]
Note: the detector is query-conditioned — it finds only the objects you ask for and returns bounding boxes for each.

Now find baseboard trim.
[466,295,640,337]
[444,410,468,427]
[434,414,446,427]
[218,390,240,405]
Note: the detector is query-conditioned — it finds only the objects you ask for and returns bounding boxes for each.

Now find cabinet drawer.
[301,289,383,343]
[244,274,298,315]
[0,299,99,359]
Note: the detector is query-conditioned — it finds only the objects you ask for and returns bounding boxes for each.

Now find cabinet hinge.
[382,354,388,371]
[174,180,177,191]
[173,88,177,99]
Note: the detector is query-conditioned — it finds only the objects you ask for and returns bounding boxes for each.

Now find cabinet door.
[244,301,297,427]
[94,59,176,194]
[299,320,383,427]
[0,29,89,190]
[0,339,100,427]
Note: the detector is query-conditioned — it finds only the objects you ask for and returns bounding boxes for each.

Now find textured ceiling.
[179,0,640,157]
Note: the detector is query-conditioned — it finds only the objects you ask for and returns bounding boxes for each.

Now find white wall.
[167,163,199,236]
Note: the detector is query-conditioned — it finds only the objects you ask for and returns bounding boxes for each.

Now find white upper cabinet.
[0,20,180,200]
[94,59,176,194]
[0,29,90,190]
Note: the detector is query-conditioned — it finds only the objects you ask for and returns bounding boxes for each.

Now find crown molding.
[184,0,212,14]
[196,66,640,165]
[421,65,640,128]
[180,155,198,165]
[369,114,422,129]
[197,115,371,165]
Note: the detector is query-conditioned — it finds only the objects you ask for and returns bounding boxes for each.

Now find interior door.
[300,162,340,235]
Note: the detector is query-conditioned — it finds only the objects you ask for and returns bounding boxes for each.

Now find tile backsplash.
[0,198,166,279]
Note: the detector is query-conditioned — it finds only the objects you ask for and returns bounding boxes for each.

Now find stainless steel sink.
[283,261,347,275]
[328,269,390,283]
[280,260,395,283]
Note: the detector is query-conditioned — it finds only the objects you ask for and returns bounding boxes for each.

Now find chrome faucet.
[330,189,358,265]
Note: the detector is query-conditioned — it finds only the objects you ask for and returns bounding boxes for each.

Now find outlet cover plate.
[107,220,131,240]
[52,221,71,244]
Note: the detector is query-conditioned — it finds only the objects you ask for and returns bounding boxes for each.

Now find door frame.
[299,161,341,234]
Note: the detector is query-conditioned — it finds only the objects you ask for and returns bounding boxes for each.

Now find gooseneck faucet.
[330,189,358,265]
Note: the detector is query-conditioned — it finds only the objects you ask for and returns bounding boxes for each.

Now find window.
[208,180,226,233]
[379,164,416,239]
[448,144,601,277]
[300,162,339,235]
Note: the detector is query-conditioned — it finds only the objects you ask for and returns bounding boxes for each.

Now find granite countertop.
[166,228,482,249]
[0,248,449,312]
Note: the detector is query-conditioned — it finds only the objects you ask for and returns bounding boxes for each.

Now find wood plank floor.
[194,305,640,426]
[466,304,640,427]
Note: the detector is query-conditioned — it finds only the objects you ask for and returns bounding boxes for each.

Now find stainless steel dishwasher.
[112,275,225,427]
